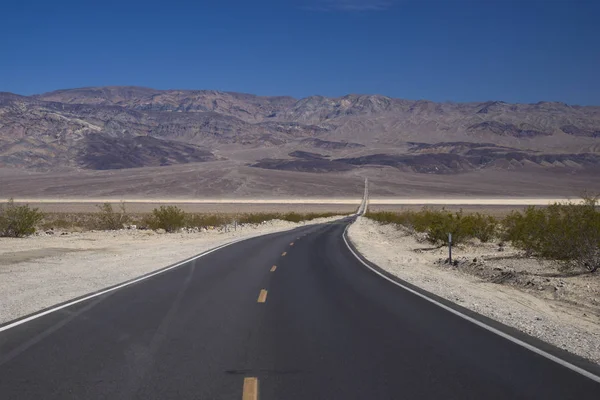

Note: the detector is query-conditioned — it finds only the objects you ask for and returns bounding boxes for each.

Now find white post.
[448,232,453,264]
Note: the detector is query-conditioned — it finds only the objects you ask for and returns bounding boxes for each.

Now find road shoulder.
[347,216,600,367]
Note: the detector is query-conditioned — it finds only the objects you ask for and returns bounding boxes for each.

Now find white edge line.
[0,236,252,333]
[342,224,600,384]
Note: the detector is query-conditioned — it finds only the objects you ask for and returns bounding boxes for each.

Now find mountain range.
[1,86,599,198]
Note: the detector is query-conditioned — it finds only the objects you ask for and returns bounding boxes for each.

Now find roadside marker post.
[448,233,452,264]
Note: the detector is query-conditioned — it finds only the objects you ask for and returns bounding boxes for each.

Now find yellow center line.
[257,289,268,303]
[242,377,259,400]
[270,265,277,272]
[281,251,287,256]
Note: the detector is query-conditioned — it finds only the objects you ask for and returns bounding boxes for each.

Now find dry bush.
[237,213,282,224]
[0,199,44,237]
[502,197,600,273]
[366,209,498,245]
[96,202,129,230]
[364,211,415,227]
[147,206,186,232]
[237,212,342,225]
[300,212,341,221]
[461,213,498,243]
[281,212,340,223]
[186,213,233,228]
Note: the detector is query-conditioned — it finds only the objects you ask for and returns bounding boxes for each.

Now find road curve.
[1,218,599,399]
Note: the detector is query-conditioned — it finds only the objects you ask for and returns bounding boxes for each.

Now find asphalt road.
[1,218,599,399]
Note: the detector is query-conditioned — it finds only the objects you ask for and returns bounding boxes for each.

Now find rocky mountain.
[1,87,600,177]
[34,87,296,123]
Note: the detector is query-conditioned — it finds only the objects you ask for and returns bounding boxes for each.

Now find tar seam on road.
[342,224,600,384]
[281,252,287,256]
[0,234,267,333]
[270,265,277,272]
[257,290,268,303]
[242,377,259,400]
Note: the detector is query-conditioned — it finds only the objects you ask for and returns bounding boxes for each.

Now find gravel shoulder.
[0,216,342,324]
[348,216,600,365]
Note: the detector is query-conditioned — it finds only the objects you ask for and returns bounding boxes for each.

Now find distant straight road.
[1,218,599,399]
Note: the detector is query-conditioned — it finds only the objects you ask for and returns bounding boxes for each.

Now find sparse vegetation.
[16,208,344,235]
[186,213,234,229]
[461,213,498,243]
[366,208,497,245]
[96,202,129,230]
[237,212,282,225]
[502,197,600,273]
[0,199,44,237]
[366,198,600,274]
[237,212,341,225]
[147,206,187,232]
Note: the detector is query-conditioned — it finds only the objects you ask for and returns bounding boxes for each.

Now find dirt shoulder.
[0,216,342,324]
[347,217,600,365]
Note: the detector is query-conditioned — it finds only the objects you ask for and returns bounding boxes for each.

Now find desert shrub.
[366,209,496,245]
[365,211,415,227]
[237,213,281,224]
[0,199,44,237]
[282,212,304,223]
[235,212,342,225]
[96,202,129,230]
[302,212,340,221]
[40,212,134,231]
[186,213,233,228]
[401,209,466,244]
[147,206,186,232]
[40,218,73,231]
[461,213,498,243]
[420,209,466,245]
[502,199,600,272]
[501,207,546,254]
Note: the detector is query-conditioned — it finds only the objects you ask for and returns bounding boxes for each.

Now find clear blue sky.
[1,0,599,105]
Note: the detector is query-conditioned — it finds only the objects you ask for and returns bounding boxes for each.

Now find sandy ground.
[348,217,600,365]
[0,216,343,324]
[2,162,597,199]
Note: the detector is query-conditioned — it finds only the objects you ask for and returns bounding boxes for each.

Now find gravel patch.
[348,216,600,365]
[0,216,343,324]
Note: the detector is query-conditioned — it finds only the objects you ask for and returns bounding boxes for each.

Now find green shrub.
[282,212,304,223]
[365,211,415,227]
[0,199,44,237]
[148,206,186,232]
[462,213,498,243]
[301,212,340,221]
[502,200,600,272]
[421,209,465,245]
[237,213,281,224]
[501,207,545,254]
[186,213,233,228]
[96,202,129,230]
[366,209,497,245]
[236,212,342,225]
